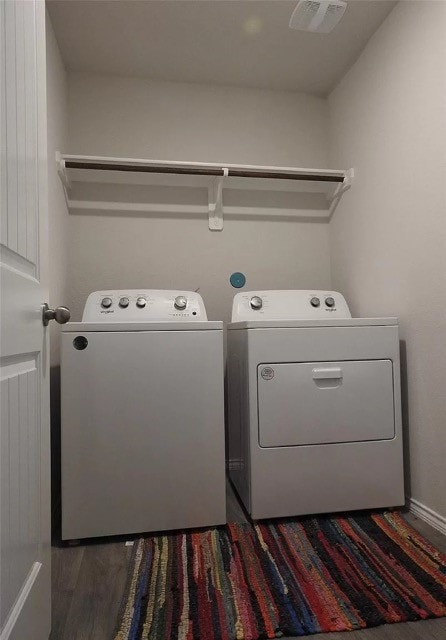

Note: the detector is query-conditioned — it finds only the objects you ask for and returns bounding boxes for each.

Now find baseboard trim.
[408,497,446,536]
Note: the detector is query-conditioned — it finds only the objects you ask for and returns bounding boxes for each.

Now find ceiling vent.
[289,0,347,34]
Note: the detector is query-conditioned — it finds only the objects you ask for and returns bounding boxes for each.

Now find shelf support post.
[208,168,228,231]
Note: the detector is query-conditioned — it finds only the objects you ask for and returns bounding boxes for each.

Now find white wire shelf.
[57,153,354,230]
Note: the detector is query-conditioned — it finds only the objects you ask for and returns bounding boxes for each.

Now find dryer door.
[258,360,395,447]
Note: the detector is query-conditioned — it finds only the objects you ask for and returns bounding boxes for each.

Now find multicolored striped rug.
[114,512,446,639]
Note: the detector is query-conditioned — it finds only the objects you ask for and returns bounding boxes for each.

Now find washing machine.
[227,290,405,520]
[61,290,225,540]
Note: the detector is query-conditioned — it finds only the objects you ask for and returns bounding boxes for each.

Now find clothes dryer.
[227,290,404,519]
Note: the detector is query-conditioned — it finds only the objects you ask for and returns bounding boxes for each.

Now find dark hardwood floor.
[50,483,446,640]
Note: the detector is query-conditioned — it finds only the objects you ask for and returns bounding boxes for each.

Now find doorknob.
[42,303,71,326]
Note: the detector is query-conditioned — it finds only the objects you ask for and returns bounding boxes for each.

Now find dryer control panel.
[231,290,351,321]
[82,290,207,322]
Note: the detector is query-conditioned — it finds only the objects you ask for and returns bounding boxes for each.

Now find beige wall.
[328,1,446,519]
[66,73,331,323]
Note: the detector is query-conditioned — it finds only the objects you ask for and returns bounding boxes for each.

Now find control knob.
[174,295,187,310]
[310,297,320,308]
[136,297,146,308]
[325,297,335,308]
[101,297,112,309]
[119,297,129,308]
[250,296,263,310]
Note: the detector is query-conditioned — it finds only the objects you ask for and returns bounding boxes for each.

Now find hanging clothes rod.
[64,160,345,183]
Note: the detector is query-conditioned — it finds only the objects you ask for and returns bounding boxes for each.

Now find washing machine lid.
[228,317,397,329]
[63,320,222,332]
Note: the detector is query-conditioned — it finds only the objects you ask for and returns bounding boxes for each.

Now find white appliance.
[227,290,404,520]
[61,290,225,540]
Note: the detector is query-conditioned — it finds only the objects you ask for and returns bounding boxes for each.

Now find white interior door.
[1,1,51,638]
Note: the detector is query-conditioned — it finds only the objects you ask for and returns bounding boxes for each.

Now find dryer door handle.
[312,367,343,380]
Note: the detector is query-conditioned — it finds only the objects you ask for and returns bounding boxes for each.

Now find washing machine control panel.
[232,290,352,321]
[83,290,208,322]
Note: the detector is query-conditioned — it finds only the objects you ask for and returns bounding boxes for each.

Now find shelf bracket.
[208,168,228,231]
[328,168,354,218]
[56,151,71,190]
[56,151,73,212]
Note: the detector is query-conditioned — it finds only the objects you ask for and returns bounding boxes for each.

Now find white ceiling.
[47,0,397,97]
